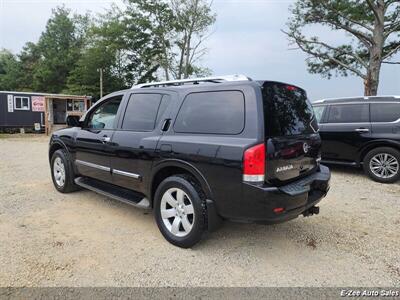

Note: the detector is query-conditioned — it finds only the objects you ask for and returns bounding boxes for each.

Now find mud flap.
[206,199,223,232]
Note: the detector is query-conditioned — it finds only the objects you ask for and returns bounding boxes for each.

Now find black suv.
[313,96,400,183]
[49,75,330,248]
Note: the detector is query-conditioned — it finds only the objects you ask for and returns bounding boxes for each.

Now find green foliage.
[1,1,215,99]
[0,49,21,90]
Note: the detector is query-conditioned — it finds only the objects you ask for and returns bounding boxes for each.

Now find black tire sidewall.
[363,147,400,183]
[50,149,76,193]
[154,176,206,248]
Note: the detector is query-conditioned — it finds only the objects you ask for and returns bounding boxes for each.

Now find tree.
[125,0,216,81]
[284,0,400,96]
[17,42,41,91]
[0,49,21,90]
[171,0,216,79]
[67,7,129,98]
[33,6,88,93]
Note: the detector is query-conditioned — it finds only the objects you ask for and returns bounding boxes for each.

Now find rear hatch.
[261,81,321,185]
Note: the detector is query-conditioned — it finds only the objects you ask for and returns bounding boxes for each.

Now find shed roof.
[0,90,91,99]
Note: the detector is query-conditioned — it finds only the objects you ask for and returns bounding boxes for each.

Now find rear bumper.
[233,165,331,223]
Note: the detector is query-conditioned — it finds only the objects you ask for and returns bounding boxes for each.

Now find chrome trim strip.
[113,169,141,179]
[75,160,110,172]
[315,95,400,103]
[313,101,400,105]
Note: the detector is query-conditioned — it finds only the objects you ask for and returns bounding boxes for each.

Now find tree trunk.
[364,0,385,96]
[177,34,187,79]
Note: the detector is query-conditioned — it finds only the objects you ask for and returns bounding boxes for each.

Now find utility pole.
[97,68,103,98]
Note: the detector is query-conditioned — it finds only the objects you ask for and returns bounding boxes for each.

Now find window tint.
[327,104,369,123]
[262,82,315,136]
[122,94,163,131]
[313,106,325,123]
[174,91,245,134]
[371,103,400,122]
[87,96,122,129]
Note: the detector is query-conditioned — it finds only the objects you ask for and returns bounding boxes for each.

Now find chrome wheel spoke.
[181,216,192,232]
[171,217,181,235]
[184,204,194,215]
[162,192,177,208]
[176,189,184,205]
[161,208,176,219]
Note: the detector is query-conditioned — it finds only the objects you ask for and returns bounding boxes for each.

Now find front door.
[110,92,172,193]
[319,103,371,162]
[75,95,123,183]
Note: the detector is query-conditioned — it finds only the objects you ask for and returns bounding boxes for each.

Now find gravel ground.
[0,134,399,287]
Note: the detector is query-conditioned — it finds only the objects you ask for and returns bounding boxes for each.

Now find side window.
[174,91,245,135]
[327,104,369,123]
[313,105,326,123]
[87,96,123,129]
[122,93,163,131]
[371,103,400,122]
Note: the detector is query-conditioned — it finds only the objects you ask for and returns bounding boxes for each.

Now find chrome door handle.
[355,128,369,133]
[103,136,111,143]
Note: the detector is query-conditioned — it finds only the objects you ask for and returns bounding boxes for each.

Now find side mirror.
[66,115,82,127]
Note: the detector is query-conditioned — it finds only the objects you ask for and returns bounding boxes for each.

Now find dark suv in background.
[49,75,330,248]
[313,96,400,183]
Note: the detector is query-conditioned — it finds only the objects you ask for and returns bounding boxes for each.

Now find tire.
[50,149,78,193]
[363,147,400,183]
[154,174,207,248]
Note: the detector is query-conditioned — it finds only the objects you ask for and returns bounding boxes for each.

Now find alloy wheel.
[160,187,195,237]
[53,157,66,187]
[369,153,399,179]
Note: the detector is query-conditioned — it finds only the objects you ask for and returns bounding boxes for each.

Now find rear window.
[174,91,245,134]
[371,103,400,122]
[262,82,316,137]
[327,104,369,123]
[313,105,326,123]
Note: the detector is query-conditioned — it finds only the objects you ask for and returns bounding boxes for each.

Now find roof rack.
[132,74,251,89]
[314,95,400,103]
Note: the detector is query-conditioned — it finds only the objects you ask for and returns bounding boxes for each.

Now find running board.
[74,177,150,209]
[321,160,358,166]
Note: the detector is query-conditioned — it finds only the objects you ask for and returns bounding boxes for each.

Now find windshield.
[261,82,317,137]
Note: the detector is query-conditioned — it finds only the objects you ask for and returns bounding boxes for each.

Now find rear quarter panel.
[155,83,264,219]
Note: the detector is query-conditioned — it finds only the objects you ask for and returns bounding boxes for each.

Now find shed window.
[67,100,85,112]
[14,96,30,110]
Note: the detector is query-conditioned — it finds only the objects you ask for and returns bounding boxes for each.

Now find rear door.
[261,82,320,185]
[74,95,123,183]
[109,92,172,193]
[319,103,371,163]
[370,101,400,136]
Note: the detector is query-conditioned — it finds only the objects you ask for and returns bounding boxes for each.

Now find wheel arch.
[358,140,400,164]
[49,140,66,162]
[148,159,213,207]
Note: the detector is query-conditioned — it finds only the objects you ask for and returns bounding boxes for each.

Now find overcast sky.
[0,0,399,100]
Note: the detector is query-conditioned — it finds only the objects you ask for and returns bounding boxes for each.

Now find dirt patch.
[0,135,399,287]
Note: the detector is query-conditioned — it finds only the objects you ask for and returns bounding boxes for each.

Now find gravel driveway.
[0,134,399,287]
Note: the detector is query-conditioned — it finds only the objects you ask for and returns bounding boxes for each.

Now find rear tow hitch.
[302,206,320,217]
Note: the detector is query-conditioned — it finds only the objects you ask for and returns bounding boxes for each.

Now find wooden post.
[44,96,49,135]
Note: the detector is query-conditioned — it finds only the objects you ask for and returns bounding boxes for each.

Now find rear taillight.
[243,143,265,183]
